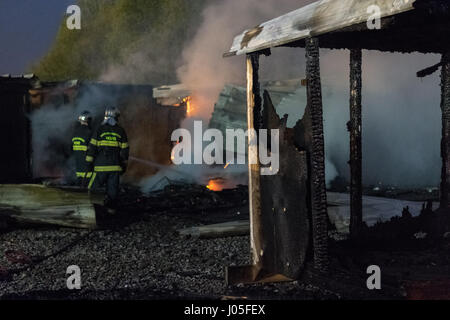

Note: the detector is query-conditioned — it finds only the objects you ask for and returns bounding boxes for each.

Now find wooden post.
[441,52,450,210]
[246,54,263,268]
[349,49,363,237]
[305,38,329,273]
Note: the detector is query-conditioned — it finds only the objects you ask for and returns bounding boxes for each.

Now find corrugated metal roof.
[225,0,417,57]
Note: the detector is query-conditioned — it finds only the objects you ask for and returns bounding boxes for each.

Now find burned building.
[0,75,36,183]
[2,0,450,301]
[0,75,187,184]
[224,0,450,284]
[209,79,305,138]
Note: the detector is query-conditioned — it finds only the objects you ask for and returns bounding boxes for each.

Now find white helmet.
[104,107,120,119]
[103,107,120,125]
[78,110,92,124]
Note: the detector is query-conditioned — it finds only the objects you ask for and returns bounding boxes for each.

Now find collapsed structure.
[0,75,187,184]
[0,75,186,229]
[224,0,450,284]
[209,79,306,157]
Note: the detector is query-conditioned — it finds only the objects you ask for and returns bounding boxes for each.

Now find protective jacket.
[72,123,93,179]
[86,123,129,172]
[86,123,129,196]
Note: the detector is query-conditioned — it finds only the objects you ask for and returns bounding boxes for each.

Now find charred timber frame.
[226,52,314,285]
[223,0,450,285]
[246,54,264,269]
[441,52,450,210]
[225,53,267,285]
[226,38,331,283]
[349,49,363,237]
[305,37,329,273]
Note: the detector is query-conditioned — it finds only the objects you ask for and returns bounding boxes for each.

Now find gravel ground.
[1,185,447,300]
[0,212,250,299]
[0,185,342,300]
[0,208,347,300]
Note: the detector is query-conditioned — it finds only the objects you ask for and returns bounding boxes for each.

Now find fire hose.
[5,250,33,265]
[0,250,33,281]
[0,230,98,282]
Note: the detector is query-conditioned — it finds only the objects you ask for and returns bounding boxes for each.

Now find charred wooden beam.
[225,54,269,286]
[178,221,250,239]
[305,37,329,273]
[246,54,263,268]
[417,56,450,78]
[0,184,101,229]
[417,61,443,78]
[441,52,450,210]
[349,49,363,238]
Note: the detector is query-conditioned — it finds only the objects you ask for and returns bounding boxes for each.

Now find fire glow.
[183,96,194,116]
[172,96,194,116]
[206,178,226,192]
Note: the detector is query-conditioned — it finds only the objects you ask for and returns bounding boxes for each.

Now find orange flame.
[172,96,194,116]
[171,140,180,163]
[182,96,194,116]
[206,179,225,192]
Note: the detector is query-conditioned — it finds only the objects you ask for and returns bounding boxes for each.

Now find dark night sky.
[0,0,74,75]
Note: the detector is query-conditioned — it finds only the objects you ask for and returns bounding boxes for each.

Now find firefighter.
[72,110,93,186]
[86,107,129,212]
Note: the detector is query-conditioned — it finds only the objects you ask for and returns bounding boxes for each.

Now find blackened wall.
[0,77,33,183]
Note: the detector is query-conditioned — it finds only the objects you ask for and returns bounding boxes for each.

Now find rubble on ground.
[0,184,449,300]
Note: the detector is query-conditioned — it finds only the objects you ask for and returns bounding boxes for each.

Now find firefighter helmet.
[104,107,120,120]
[78,110,92,124]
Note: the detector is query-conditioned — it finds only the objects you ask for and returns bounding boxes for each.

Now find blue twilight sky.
[0,0,74,75]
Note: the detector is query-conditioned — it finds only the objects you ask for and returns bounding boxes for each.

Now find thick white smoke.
[30,85,124,180]
[177,0,442,188]
[33,0,442,189]
[176,0,314,121]
[320,50,441,188]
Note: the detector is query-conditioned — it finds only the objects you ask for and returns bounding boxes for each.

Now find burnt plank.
[246,54,264,268]
[305,37,329,273]
[349,49,363,238]
[441,52,450,210]
[260,90,310,279]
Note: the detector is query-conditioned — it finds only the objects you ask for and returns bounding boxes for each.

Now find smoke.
[176,0,314,121]
[321,50,442,188]
[100,51,162,85]
[177,0,442,188]
[32,0,443,190]
[99,49,177,86]
[30,84,182,183]
[30,85,114,180]
[131,0,312,190]
[277,49,442,188]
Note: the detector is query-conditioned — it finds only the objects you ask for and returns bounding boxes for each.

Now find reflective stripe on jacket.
[86,123,129,172]
[72,123,93,175]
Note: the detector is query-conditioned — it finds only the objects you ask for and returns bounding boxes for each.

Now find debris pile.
[118,184,249,221]
[0,183,449,300]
